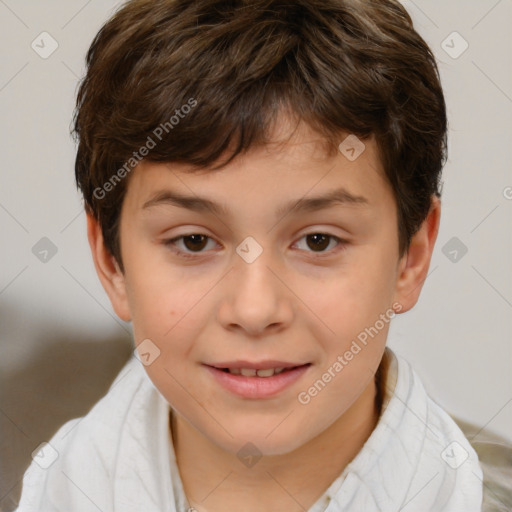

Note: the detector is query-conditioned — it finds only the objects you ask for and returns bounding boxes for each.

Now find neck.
[171,375,381,512]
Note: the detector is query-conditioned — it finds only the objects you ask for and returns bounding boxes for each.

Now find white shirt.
[15,349,483,511]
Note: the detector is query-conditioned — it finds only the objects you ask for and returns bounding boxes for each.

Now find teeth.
[240,368,257,377]
[227,367,288,377]
[256,368,275,377]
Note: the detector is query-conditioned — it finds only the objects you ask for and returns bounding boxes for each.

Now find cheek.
[128,277,208,414]
[124,250,202,338]
[127,269,218,396]
[314,257,395,339]
[298,268,393,415]
[129,283,200,345]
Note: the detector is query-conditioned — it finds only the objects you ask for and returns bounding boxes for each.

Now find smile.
[204,363,312,399]
[220,367,294,377]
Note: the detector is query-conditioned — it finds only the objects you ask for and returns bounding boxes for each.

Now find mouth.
[203,362,312,399]
[214,365,308,377]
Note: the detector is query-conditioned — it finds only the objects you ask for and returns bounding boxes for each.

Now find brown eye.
[305,233,331,252]
[164,234,217,258]
[182,234,208,252]
[293,232,346,257]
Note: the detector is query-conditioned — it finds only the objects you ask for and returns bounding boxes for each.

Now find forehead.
[122,116,392,219]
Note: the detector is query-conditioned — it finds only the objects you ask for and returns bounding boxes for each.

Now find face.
[105,118,409,456]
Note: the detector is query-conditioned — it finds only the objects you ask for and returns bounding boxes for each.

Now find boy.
[15,0,487,510]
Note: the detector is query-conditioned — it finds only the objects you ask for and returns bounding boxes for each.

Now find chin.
[204,421,310,458]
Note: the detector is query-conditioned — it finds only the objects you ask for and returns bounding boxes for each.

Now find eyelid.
[292,233,345,256]
[163,231,347,259]
[163,233,220,259]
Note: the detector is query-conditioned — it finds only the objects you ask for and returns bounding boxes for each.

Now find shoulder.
[394,353,511,511]
[16,357,155,511]
[454,418,512,512]
[52,356,150,456]
[388,351,484,510]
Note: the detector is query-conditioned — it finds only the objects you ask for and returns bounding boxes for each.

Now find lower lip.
[204,364,311,399]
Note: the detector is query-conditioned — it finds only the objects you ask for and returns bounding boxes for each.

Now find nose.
[216,248,293,337]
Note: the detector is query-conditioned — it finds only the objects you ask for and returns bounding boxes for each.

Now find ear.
[393,195,441,313]
[86,212,131,322]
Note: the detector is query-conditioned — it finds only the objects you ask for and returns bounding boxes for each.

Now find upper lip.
[206,360,310,370]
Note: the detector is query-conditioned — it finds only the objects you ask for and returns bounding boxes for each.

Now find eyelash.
[163,233,347,259]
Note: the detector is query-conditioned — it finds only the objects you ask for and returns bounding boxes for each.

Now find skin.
[88,115,440,511]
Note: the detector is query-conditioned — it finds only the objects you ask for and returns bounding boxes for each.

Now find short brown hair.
[73,0,447,268]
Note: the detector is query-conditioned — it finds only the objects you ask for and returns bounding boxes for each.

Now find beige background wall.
[1,0,511,509]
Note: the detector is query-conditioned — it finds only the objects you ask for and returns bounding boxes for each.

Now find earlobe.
[86,213,131,322]
[393,196,441,313]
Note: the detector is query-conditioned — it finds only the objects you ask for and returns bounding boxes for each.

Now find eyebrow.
[142,187,369,217]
